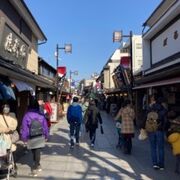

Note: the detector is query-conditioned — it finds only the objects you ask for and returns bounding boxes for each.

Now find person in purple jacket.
[21,98,49,177]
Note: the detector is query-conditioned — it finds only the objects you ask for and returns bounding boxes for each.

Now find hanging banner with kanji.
[57,66,66,77]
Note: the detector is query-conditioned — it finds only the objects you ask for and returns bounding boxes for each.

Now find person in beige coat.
[0,103,18,177]
[0,104,18,152]
[115,99,135,154]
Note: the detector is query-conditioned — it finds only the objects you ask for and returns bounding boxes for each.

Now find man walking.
[145,95,167,170]
[67,96,82,148]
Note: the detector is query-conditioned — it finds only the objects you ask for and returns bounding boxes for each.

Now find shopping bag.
[138,129,148,140]
[0,134,9,157]
[100,125,104,134]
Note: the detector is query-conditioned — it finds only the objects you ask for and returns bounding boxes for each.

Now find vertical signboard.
[50,103,58,122]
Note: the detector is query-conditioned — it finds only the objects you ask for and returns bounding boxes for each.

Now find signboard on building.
[0,24,29,68]
[57,66,66,77]
[50,103,58,122]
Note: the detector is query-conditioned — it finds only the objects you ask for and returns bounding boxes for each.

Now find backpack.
[145,111,159,132]
[68,105,81,123]
[29,119,43,138]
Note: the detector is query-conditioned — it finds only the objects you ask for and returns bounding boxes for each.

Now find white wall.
[143,1,180,74]
[132,35,143,74]
[104,69,110,89]
[143,39,151,71]
[151,19,180,64]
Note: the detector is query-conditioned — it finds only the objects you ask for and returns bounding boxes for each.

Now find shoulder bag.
[100,125,104,134]
[3,115,19,143]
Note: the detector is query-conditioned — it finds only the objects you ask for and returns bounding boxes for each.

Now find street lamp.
[55,43,72,102]
[69,70,78,94]
[113,30,133,100]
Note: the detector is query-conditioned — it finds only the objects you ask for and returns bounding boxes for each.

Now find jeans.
[148,131,164,168]
[31,148,41,169]
[175,154,180,172]
[69,122,81,145]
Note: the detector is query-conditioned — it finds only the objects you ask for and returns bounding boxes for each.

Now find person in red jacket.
[44,102,52,128]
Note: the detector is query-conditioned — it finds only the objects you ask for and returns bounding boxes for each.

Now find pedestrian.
[79,97,89,136]
[0,103,18,177]
[84,99,103,147]
[44,101,53,128]
[114,115,124,149]
[38,99,52,129]
[67,96,83,148]
[20,98,49,177]
[167,113,180,174]
[81,97,89,118]
[115,99,135,154]
[144,95,167,170]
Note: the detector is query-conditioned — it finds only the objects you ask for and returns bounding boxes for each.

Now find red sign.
[120,56,130,69]
[57,66,66,77]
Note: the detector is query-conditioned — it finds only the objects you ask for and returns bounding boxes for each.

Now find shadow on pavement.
[15,111,180,180]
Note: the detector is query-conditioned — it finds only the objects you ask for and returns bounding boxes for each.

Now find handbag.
[2,115,19,143]
[11,130,19,143]
[100,125,104,134]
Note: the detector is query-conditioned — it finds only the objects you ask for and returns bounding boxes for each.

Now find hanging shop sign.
[0,24,29,68]
[57,66,66,77]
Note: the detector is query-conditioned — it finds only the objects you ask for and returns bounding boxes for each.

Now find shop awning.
[10,79,35,92]
[0,57,55,89]
[133,77,180,89]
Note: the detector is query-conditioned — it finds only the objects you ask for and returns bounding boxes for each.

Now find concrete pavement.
[12,111,180,180]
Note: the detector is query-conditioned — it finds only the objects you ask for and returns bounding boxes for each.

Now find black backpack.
[29,119,43,138]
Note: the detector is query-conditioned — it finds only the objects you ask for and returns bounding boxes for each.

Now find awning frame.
[133,77,180,90]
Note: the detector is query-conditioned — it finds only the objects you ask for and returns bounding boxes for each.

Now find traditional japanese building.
[134,0,180,127]
[0,0,54,127]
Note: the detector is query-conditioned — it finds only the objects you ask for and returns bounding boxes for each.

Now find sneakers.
[75,139,79,145]
[90,143,94,147]
[30,165,42,176]
[37,165,42,172]
[76,142,80,146]
[30,169,37,177]
[153,165,159,170]
[153,165,164,170]
[70,145,74,149]
[70,139,74,146]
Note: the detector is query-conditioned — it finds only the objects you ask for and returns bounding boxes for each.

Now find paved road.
[13,111,179,180]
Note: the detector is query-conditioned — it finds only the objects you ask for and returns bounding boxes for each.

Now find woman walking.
[84,99,103,147]
[115,99,135,154]
[21,98,49,177]
[0,103,18,177]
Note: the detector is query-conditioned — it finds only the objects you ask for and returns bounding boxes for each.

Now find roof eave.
[10,0,47,41]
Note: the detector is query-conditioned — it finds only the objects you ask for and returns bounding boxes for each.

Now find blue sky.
[24,0,161,81]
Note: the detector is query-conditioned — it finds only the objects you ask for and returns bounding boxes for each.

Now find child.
[167,115,180,174]
[114,114,124,149]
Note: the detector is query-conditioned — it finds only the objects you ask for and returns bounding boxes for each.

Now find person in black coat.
[84,99,102,147]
